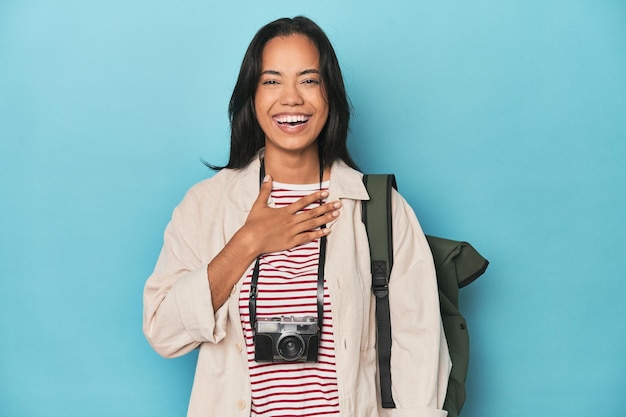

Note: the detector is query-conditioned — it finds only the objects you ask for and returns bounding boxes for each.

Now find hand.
[242,174,341,255]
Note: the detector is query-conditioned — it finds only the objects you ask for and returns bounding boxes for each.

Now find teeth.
[276,114,309,123]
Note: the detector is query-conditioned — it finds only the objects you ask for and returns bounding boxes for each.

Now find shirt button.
[235,343,243,353]
[237,400,246,410]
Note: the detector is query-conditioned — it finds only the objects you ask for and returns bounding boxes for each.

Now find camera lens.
[277,333,305,361]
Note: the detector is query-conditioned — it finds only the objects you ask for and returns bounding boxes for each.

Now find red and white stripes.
[238,181,340,416]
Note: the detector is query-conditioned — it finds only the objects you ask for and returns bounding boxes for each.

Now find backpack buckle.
[372,261,389,298]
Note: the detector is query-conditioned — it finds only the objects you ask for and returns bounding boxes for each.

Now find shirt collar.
[328,159,370,201]
[236,152,371,210]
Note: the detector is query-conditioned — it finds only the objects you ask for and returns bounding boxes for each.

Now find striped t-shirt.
[239,180,340,417]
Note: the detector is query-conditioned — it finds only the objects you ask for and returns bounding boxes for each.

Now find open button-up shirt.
[143,155,451,417]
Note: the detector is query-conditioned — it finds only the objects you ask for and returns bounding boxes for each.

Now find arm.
[143,175,342,358]
[142,189,218,358]
[385,190,451,416]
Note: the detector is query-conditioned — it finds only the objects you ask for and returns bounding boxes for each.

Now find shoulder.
[330,159,362,179]
[180,162,259,210]
[186,168,242,195]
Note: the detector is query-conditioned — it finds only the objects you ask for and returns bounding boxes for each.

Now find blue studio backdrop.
[1,1,625,416]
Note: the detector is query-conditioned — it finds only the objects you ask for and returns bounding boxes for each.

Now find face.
[254,34,329,158]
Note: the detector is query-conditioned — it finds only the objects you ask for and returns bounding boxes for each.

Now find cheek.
[316,93,329,117]
[253,93,264,114]
[317,97,330,124]
[254,97,271,126]
[254,88,274,111]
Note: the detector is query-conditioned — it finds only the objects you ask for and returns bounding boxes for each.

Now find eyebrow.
[260,68,320,76]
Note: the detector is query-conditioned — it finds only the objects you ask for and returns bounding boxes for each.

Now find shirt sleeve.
[382,189,452,417]
[142,190,229,358]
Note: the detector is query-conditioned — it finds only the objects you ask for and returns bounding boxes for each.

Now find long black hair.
[208,16,357,170]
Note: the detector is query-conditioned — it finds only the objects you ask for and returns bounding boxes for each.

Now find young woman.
[143,16,451,417]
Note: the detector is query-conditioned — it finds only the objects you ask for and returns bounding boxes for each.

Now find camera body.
[254,316,320,363]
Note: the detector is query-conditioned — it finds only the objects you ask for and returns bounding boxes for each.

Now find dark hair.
[208,16,357,170]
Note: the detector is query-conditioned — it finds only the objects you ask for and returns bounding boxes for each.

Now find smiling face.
[254,34,329,160]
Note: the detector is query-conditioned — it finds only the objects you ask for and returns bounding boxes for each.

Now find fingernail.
[332,210,340,217]
[263,175,271,183]
[333,202,341,208]
[320,191,329,197]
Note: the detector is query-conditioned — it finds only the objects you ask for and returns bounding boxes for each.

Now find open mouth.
[274,114,311,127]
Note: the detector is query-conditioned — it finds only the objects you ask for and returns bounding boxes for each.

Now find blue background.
[1,1,625,416]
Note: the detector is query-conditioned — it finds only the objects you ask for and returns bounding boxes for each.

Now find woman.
[143,16,450,417]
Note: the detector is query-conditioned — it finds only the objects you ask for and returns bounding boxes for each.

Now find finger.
[316,200,342,217]
[286,190,330,214]
[294,200,341,223]
[293,208,341,235]
[252,175,273,208]
[291,227,332,247]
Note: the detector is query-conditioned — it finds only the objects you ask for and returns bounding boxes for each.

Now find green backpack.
[362,174,489,417]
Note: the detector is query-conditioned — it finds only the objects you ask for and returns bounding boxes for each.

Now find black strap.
[249,159,327,339]
[362,174,397,409]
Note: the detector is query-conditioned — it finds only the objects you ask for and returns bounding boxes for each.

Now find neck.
[263,148,329,184]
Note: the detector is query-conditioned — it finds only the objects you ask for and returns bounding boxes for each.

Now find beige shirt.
[143,156,451,417]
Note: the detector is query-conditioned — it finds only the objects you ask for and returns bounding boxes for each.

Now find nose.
[280,82,304,106]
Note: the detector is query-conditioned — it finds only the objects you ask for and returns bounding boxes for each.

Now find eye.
[261,79,279,86]
[302,78,321,85]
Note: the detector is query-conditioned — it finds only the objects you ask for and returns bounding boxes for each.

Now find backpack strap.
[362,173,397,409]
[363,173,490,415]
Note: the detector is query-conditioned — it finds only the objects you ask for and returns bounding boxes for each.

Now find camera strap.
[249,158,327,336]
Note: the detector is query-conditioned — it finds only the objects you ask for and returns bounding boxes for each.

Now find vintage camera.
[254,316,320,363]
